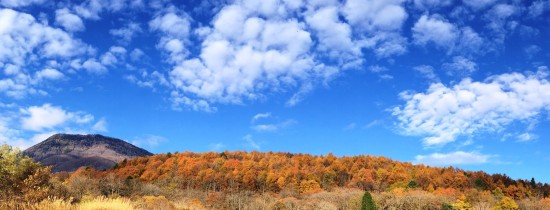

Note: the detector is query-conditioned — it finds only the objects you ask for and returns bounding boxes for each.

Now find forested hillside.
[106,151,549,199]
[3,145,550,209]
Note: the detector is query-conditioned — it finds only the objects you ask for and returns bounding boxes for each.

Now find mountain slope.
[24,133,153,172]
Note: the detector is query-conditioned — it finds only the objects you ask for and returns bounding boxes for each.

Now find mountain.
[24,133,153,172]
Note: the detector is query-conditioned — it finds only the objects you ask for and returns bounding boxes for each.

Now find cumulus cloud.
[35,68,64,81]
[82,59,107,74]
[0,0,44,8]
[0,9,91,98]
[342,0,408,57]
[73,0,143,20]
[122,0,409,110]
[20,104,93,131]
[343,0,407,31]
[393,70,550,146]
[55,8,85,32]
[110,22,142,43]
[0,9,88,62]
[412,14,458,48]
[167,4,318,107]
[100,46,127,66]
[415,151,494,165]
[0,104,106,149]
[305,6,360,63]
[149,10,191,62]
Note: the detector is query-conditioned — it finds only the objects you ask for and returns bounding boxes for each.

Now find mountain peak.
[24,133,153,172]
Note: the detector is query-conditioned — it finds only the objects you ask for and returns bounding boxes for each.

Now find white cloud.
[30,131,58,145]
[73,0,142,20]
[252,112,271,123]
[35,68,64,81]
[0,0,44,8]
[368,65,388,73]
[412,15,486,56]
[82,58,107,74]
[412,14,458,48]
[413,0,453,10]
[130,48,145,61]
[342,0,408,58]
[483,4,519,44]
[167,4,321,108]
[20,104,93,131]
[414,65,438,81]
[363,120,380,129]
[243,134,260,150]
[305,6,360,62]
[454,27,484,55]
[149,10,191,64]
[490,4,516,19]
[250,112,296,132]
[130,0,408,110]
[393,70,550,146]
[131,135,166,148]
[209,142,225,151]
[100,46,127,66]
[92,118,108,132]
[1,104,106,149]
[252,124,279,132]
[0,9,91,98]
[528,0,550,18]
[170,91,217,112]
[0,9,88,60]
[55,8,85,32]
[150,11,190,38]
[415,151,493,165]
[517,132,537,142]
[343,0,407,31]
[524,45,541,59]
[443,56,477,76]
[110,22,142,43]
[252,119,297,132]
[344,123,357,130]
[462,0,496,10]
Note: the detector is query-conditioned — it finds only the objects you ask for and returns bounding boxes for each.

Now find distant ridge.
[24,133,153,172]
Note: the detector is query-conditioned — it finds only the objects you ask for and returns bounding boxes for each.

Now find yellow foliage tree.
[452,195,473,210]
[491,197,519,210]
[299,180,321,194]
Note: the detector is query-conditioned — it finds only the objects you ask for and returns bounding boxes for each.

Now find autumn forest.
[2,144,550,209]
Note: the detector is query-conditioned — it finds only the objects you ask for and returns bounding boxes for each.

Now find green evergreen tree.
[361,191,376,210]
[441,203,453,210]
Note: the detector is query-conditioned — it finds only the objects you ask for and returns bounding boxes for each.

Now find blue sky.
[1,0,549,182]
